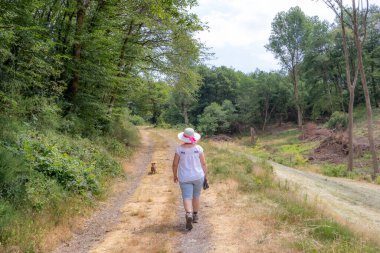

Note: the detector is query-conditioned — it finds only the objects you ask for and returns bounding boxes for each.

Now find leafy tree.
[194,65,240,116]
[266,6,313,127]
[197,100,236,135]
[237,71,292,130]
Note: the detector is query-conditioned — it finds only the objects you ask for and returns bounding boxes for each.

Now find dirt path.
[51,128,380,252]
[52,128,213,253]
[52,128,154,253]
[52,128,283,253]
[246,154,380,241]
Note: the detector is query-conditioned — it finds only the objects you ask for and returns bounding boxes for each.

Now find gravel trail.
[52,128,154,253]
[52,128,212,253]
[247,154,380,240]
[165,130,212,253]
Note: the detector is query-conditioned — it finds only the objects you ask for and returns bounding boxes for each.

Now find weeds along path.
[247,154,380,241]
[52,128,154,253]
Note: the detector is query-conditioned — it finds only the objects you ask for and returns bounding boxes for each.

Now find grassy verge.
[243,114,380,182]
[241,128,319,169]
[204,141,380,252]
[0,118,139,252]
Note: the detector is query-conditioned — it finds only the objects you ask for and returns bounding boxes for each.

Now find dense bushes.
[197,100,236,135]
[326,111,348,130]
[0,116,138,251]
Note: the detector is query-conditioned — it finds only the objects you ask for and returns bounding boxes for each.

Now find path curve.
[247,154,380,241]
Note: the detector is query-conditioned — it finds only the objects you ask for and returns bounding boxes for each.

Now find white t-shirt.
[175,145,205,183]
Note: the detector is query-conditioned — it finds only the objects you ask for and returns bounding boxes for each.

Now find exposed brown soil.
[208,134,233,142]
[300,123,380,164]
[299,123,332,141]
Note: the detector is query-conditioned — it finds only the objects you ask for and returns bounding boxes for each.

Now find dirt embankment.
[301,123,380,164]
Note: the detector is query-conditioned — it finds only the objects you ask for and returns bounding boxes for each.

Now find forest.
[0,0,380,251]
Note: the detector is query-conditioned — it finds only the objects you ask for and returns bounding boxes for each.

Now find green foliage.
[0,122,125,251]
[321,164,348,177]
[24,173,64,210]
[129,115,146,126]
[197,100,236,135]
[326,111,348,130]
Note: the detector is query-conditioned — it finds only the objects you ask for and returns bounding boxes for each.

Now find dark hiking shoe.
[193,213,199,223]
[186,212,193,230]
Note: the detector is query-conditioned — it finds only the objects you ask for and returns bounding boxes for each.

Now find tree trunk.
[339,7,357,172]
[292,66,302,127]
[262,98,269,131]
[352,3,379,175]
[182,102,189,125]
[348,87,355,171]
[67,0,89,100]
[118,20,135,72]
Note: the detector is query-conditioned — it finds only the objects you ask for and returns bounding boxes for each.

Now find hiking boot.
[185,212,193,230]
[193,212,199,223]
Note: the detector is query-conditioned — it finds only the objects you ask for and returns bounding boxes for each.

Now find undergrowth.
[250,128,317,168]
[0,116,139,252]
[204,141,380,252]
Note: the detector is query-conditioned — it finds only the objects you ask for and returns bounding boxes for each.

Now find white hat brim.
[178,132,201,143]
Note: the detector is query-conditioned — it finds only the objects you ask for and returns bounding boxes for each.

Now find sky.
[191,0,380,73]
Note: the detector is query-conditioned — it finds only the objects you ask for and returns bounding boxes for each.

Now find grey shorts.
[179,177,204,200]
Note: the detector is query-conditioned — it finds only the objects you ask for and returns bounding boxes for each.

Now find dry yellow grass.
[88,129,180,253]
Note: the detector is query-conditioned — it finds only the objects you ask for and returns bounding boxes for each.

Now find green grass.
[205,141,380,252]
[249,128,318,168]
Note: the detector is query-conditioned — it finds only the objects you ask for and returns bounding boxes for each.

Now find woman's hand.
[173,176,178,183]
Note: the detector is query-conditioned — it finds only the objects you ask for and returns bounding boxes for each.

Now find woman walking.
[172,128,208,230]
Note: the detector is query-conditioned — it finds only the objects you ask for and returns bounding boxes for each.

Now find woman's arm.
[172,153,180,183]
[199,153,208,180]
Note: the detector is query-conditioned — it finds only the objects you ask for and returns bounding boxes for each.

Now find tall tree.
[266,6,312,128]
[323,0,378,175]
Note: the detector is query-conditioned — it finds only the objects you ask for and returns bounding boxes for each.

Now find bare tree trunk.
[339,6,358,172]
[348,87,355,171]
[352,0,379,175]
[262,98,269,131]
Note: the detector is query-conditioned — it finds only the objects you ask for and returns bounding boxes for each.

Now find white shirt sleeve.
[196,145,204,154]
[175,146,181,155]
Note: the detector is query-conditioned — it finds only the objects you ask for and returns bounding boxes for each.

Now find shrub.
[197,101,235,135]
[0,148,28,204]
[129,114,146,126]
[374,175,380,185]
[321,164,347,177]
[326,111,348,130]
[24,173,63,210]
[108,119,140,148]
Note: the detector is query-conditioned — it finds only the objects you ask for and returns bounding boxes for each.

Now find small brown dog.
[150,162,157,174]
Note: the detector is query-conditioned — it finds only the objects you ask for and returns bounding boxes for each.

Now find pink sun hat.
[178,128,201,144]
